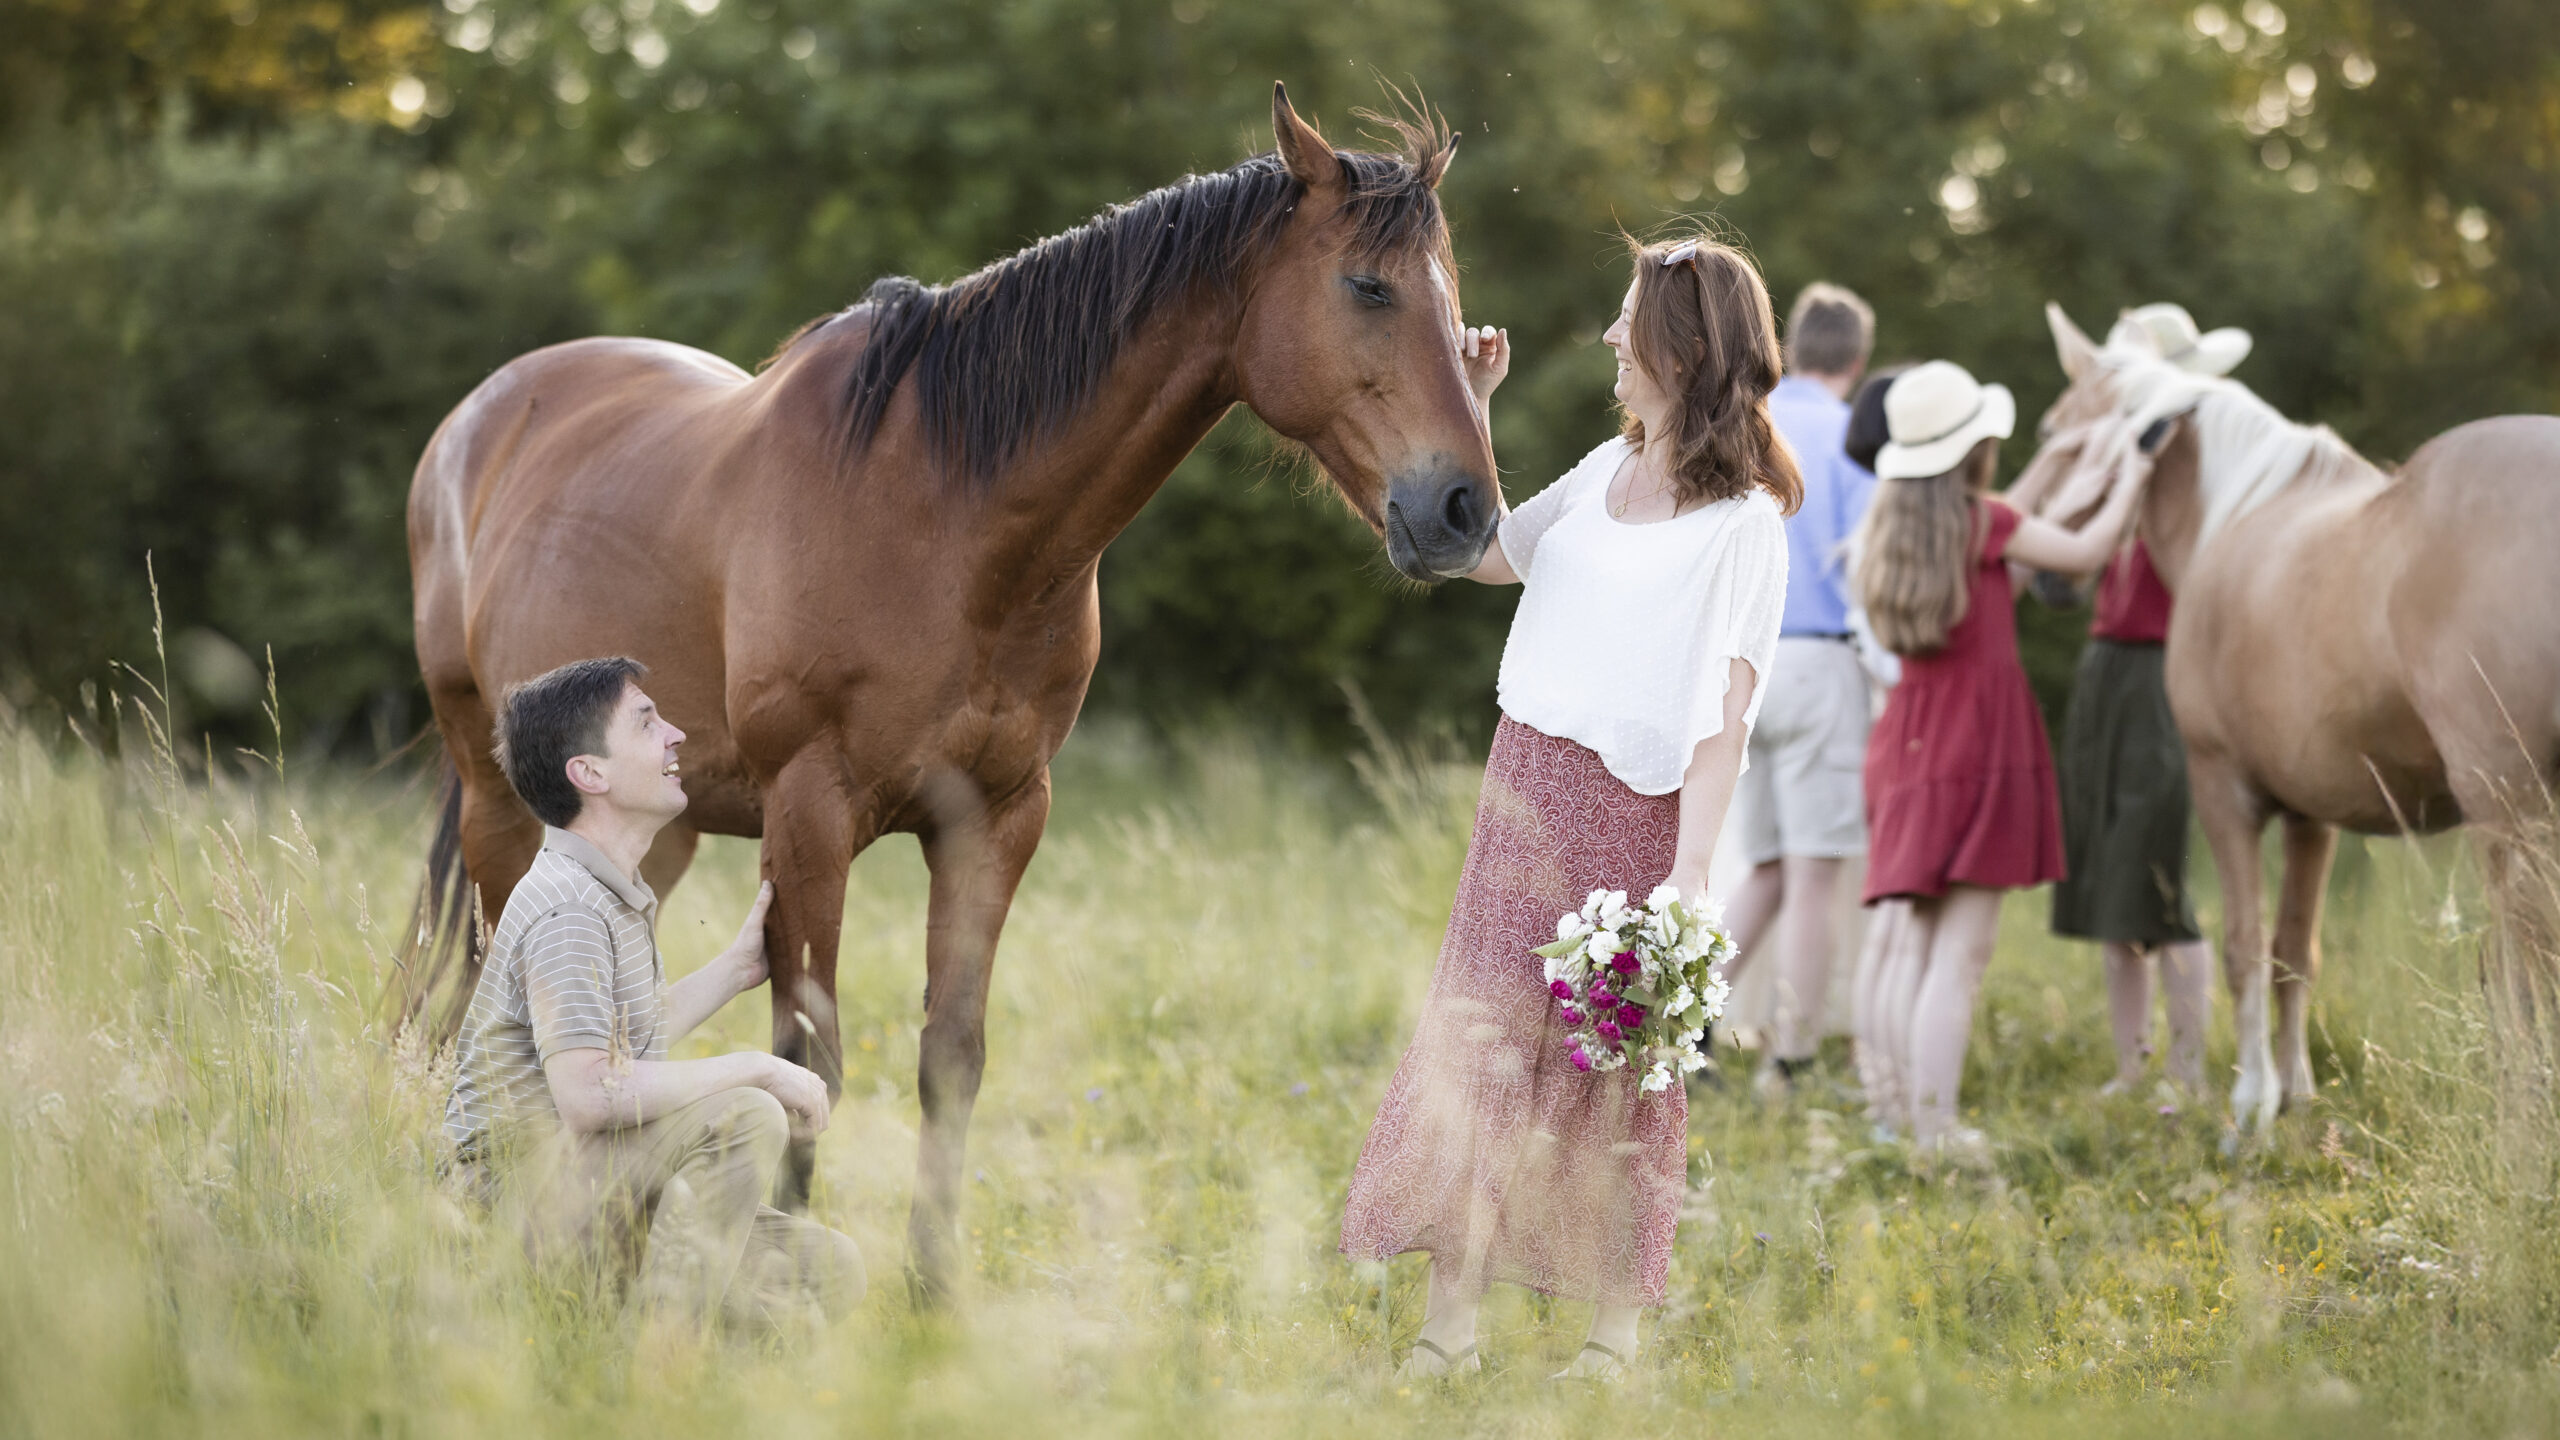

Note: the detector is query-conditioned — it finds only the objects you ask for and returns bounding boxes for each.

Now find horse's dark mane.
[785,116,1451,484]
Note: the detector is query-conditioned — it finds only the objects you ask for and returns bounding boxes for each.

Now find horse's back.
[2376,415,2560,803]
[2385,415,2560,588]
[2400,414,2560,501]
[409,337,758,688]
[410,338,749,549]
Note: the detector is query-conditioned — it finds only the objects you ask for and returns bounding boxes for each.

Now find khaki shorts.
[1739,636,1873,865]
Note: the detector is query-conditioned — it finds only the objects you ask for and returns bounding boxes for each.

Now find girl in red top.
[2049,538,2214,1100]
[1848,361,2153,1153]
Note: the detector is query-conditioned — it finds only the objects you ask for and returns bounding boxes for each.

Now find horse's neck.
[896,286,1244,594]
[2139,425,2207,592]
[2152,407,2385,590]
[968,291,1244,585]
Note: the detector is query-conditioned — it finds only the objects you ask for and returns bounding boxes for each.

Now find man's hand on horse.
[723,881,776,991]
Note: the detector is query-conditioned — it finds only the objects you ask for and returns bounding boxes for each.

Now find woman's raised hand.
[1461,324,1510,403]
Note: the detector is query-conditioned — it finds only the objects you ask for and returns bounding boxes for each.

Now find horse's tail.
[388,757,484,1045]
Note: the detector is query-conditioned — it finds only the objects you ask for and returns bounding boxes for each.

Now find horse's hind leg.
[2438,720,2560,1064]
[760,751,874,1210]
[910,768,1052,1306]
[426,695,541,1024]
[2271,814,2338,1109]
[2189,748,2278,1131]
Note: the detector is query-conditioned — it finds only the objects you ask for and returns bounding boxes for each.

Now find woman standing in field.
[2040,306,2246,1102]
[1849,361,2153,1154]
[1340,234,1798,1380]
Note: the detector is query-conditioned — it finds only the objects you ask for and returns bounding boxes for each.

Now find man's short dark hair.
[492,657,647,828]
[1785,282,1876,376]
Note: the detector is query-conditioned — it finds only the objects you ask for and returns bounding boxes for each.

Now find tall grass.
[2,704,2556,1437]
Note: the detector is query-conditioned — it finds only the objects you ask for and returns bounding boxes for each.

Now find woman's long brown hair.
[1851,436,2000,655]
[1617,235,1804,515]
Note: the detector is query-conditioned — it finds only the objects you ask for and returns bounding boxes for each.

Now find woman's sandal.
[1394,1336,1481,1380]
[1548,1340,1628,1382]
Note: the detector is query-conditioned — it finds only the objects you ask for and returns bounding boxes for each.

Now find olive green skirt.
[2050,639,2202,945]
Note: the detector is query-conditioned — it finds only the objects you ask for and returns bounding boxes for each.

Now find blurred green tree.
[0,0,2548,752]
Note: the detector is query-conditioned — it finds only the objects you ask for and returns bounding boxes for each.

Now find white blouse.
[1495,437,1791,795]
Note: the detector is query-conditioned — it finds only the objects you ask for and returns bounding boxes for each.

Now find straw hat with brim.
[1874,360,2016,482]
[2106,302,2252,377]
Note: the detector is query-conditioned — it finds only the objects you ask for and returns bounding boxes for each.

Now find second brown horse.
[403,88,1497,1296]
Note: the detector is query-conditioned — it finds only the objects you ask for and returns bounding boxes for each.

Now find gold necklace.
[1613,459,1669,518]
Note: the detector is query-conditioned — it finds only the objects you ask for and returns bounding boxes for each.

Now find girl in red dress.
[1848,361,2153,1152]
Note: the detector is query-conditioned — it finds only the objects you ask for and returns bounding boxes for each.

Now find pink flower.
[1550,979,1575,1000]
[1596,1020,1624,1045]
[1618,1002,1648,1028]
[1610,951,1640,975]
[1569,1047,1593,1073]
[1560,1006,1585,1027]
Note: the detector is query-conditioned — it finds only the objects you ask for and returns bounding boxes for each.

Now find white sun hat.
[1874,359,2016,482]
[2106,302,2252,376]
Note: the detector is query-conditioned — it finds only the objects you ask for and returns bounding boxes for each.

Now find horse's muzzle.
[1384,468,1497,582]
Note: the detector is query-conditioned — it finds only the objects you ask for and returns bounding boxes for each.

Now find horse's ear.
[2047,301,2100,381]
[1417,131,1456,190]
[1273,82,1338,192]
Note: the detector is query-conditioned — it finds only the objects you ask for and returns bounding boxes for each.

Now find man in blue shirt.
[1724,283,1878,1092]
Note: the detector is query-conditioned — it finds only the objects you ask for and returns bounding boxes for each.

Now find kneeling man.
[443,656,862,1330]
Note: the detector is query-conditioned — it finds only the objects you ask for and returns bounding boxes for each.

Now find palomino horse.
[402,87,1498,1294]
[2027,304,2560,1130]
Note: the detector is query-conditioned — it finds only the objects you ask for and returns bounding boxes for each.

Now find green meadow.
[4,706,2555,1438]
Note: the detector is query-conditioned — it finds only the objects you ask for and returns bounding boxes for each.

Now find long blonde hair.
[1851,437,1999,655]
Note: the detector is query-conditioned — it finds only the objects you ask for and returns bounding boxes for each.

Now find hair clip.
[1659,241,1700,268]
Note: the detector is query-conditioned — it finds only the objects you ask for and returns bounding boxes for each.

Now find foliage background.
[2,0,2553,750]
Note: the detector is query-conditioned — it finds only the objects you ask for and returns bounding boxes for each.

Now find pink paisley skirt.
[1339,714,1687,1307]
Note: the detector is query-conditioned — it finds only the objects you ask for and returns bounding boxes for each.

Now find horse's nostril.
[1441,482,1476,536]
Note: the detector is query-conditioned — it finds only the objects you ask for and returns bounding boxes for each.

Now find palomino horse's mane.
[2102,351,2384,545]
[777,114,1456,485]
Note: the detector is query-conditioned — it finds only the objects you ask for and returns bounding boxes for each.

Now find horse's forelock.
[1336,102,1455,261]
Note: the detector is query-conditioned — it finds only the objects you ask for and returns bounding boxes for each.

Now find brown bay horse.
[2027,304,2560,1130]
[401,87,1497,1293]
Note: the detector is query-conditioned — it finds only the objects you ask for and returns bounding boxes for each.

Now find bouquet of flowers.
[1533,884,1735,1094]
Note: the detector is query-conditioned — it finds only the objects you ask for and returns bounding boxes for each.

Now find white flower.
[1597,889,1629,925]
[1691,896,1727,930]
[1646,883,1681,912]
[1641,1066,1673,1093]
[1556,912,1589,943]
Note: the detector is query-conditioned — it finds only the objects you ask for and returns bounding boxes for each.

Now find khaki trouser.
[505,1086,865,1331]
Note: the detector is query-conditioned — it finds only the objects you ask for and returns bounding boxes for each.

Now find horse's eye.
[1345,274,1393,309]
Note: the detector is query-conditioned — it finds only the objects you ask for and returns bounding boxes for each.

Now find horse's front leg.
[2189,749,2277,1131]
[761,748,875,1210]
[2272,814,2338,1109]
[910,767,1053,1305]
